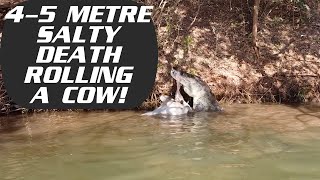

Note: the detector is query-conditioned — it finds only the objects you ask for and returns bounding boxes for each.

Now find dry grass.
[140,0,320,109]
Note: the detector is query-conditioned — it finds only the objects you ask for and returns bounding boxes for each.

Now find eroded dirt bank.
[141,0,319,108]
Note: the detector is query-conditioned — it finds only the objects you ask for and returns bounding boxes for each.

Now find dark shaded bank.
[138,0,319,109]
[0,0,319,115]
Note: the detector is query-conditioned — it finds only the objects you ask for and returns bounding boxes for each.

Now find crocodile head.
[170,68,202,97]
[170,68,222,112]
[170,68,182,81]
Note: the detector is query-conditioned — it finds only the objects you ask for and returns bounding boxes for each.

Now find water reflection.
[0,104,319,180]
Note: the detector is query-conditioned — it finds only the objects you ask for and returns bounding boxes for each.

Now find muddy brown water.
[0,104,320,180]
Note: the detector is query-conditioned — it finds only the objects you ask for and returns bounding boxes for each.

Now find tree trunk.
[252,0,260,59]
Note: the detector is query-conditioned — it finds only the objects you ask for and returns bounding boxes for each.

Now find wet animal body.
[171,68,222,111]
[142,95,192,116]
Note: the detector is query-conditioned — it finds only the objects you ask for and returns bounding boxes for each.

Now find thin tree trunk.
[252,0,260,59]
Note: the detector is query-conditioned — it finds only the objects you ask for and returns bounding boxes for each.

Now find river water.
[0,104,319,180]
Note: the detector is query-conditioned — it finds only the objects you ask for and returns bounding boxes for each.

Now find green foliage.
[295,87,308,102]
[189,68,198,76]
[166,22,173,35]
[182,35,193,51]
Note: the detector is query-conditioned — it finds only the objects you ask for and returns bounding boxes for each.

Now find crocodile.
[170,68,222,111]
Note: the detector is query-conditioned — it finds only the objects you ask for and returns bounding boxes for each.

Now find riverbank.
[138,0,319,109]
[0,0,319,114]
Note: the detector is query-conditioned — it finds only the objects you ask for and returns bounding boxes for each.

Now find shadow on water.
[0,114,27,134]
[286,103,320,125]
